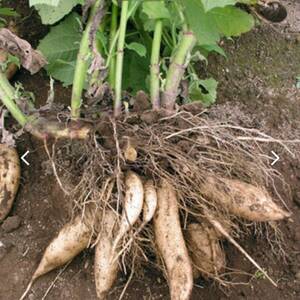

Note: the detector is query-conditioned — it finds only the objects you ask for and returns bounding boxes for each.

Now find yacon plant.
[0,1,295,299]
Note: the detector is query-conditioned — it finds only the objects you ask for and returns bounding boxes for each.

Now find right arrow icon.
[271,151,279,166]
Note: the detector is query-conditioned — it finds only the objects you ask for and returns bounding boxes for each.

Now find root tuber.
[94,210,119,300]
[0,144,20,222]
[201,176,291,221]
[153,180,193,300]
[185,223,225,278]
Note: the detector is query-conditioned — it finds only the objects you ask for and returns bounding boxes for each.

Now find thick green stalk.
[108,3,118,88]
[161,30,196,111]
[71,0,102,119]
[0,72,28,126]
[114,0,129,117]
[150,20,163,110]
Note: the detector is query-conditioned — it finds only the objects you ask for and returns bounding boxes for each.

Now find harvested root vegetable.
[143,180,157,223]
[185,223,225,278]
[200,176,290,221]
[154,180,193,300]
[112,171,144,249]
[0,144,20,222]
[94,210,118,300]
[20,216,91,300]
[111,180,157,263]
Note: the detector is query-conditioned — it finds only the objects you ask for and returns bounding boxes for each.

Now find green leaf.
[0,7,19,17]
[201,0,237,12]
[7,54,20,67]
[184,0,254,45]
[29,0,60,6]
[184,0,220,45]
[211,6,255,37]
[189,77,218,106]
[201,0,258,11]
[200,44,227,57]
[126,42,147,57]
[47,59,76,86]
[33,0,82,24]
[141,1,170,20]
[123,50,150,94]
[38,12,82,86]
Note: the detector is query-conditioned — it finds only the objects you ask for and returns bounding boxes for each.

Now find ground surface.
[0,1,300,299]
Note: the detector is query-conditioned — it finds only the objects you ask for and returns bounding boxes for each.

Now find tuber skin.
[112,171,144,251]
[31,216,91,281]
[0,144,20,222]
[25,118,92,140]
[200,176,291,221]
[143,180,157,223]
[153,180,193,300]
[20,215,92,300]
[94,210,119,300]
[185,223,225,278]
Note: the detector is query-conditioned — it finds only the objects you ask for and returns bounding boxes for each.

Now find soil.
[0,1,300,300]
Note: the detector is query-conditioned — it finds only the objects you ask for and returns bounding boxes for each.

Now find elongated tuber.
[153,180,193,300]
[200,176,290,221]
[0,144,20,221]
[185,223,225,278]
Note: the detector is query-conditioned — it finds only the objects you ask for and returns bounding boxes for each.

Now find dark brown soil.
[0,1,300,300]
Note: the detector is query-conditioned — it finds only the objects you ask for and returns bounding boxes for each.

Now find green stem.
[150,20,163,110]
[71,0,102,119]
[161,29,196,111]
[108,3,118,88]
[0,72,28,126]
[114,0,129,117]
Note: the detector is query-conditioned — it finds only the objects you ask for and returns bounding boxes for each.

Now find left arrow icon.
[21,150,30,166]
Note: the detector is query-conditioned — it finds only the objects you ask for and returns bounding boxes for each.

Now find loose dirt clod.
[1,215,21,232]
[153,180,193,300]
[0,144,20,222]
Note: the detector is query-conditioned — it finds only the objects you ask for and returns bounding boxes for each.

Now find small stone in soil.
[1,216,21,233]
[296,272,300,281]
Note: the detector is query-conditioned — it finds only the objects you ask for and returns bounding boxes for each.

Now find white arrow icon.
[271,151,279,166]
[21,150,30,166]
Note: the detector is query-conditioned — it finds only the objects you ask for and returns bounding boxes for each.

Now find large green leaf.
[141,1,170,20]
[201,0,237,12]
[38,12,82,86]
[184,0,220,45]
[29,0,60,6]
[184,0,254,45]
[211,6,254,37]
[33,0,82,24]
[201,0,258,11]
